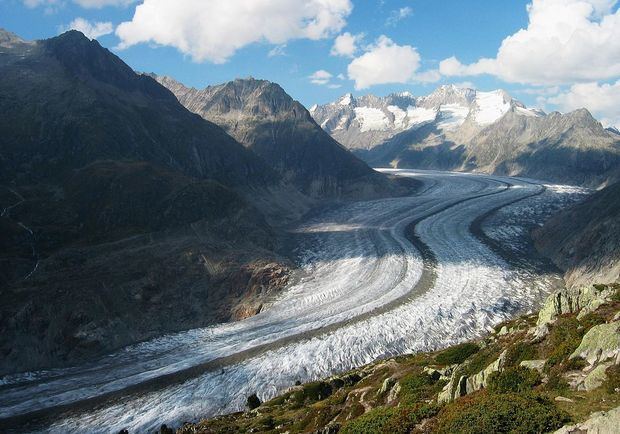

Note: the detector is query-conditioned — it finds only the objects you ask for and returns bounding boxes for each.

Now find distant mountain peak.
[337,93,354,106]
[606,126,620,136]
[0,27,34,51]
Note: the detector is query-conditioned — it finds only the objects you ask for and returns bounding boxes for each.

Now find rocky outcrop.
[570,322,620,366]
[438,351,507,403]
[519,359,546,373]
[537,285,618,327]
[553,405,620,434]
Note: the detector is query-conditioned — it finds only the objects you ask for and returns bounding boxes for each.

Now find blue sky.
[1,0,619,126]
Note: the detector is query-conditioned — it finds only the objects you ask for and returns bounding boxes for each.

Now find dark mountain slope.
[153,76,397,198]
[534,182,620,288]
[0,30,294,374]
[0,30,277,188]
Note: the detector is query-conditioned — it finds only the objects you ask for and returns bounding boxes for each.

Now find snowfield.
[0,170,586,433]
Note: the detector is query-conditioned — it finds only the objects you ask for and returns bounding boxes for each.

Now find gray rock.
[570,322,620,365]
[519,359,546,373]
[537,286,617,327]
[581,363,612,392]
[553,405,620,434]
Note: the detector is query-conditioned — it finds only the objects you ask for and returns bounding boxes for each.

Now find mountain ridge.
[312,86,620,186]
[151,74,400,199]
[0,30,299,375]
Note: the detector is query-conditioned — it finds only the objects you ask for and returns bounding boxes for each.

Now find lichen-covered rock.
[465,350,507,395]
[581,363,612,392]
[387,382,401,404]
[378,377,396,395]
[570,322,620,365]
[537,285,617,327]
[438,351,507,403]
[519,359,546,373]
[437,370,460,404]
[553,405,620,434]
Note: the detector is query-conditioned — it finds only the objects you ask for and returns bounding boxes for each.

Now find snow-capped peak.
[471,90,512,126]
[339,93,354,106]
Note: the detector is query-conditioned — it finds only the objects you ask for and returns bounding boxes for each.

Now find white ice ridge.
[0,170,584,433]
[472,90,511,125]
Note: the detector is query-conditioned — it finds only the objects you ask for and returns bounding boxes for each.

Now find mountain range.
[311,86,620,186]
[0,29,404,375]
[150,75,396,198]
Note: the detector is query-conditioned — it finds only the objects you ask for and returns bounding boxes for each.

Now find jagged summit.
[311,85,620,186]
[311,85,537,151]
[152,74,393,198]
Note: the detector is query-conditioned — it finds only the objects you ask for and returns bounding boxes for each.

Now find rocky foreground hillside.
[152,76,398,199]
[311,86,620,187]
[169,283,620,433]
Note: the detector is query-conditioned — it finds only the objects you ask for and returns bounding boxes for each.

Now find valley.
[0,170,586,433]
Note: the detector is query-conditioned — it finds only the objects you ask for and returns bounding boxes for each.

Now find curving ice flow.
[0,170,585,433]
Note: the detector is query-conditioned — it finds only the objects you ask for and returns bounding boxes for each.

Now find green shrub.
[340,407,395,434]
[435,343,479,365]
[246,393,261,410]
[399,372,438,405]
[292,381,333,404]
[545,367,571,393]
[504,342,538,367]
[605,364,620,394]
[435,392,570,434]
[563,356,587,371]
[461,344,503,376]
[579,312,605,330]
[544,316,584,369]
[381,403,440,434]
[487,366,541,394]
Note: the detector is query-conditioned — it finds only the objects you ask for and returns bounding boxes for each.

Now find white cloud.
[115,0,353,63]
[309,69,333,85]
[547,80,620,127]
[347,35,438,89]
[439,0,620,85]
[386,6,413,26]
[518,86,561,96]
[330,32,363,57]
[62,17,114,39]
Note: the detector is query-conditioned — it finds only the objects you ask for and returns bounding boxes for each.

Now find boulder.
[378,377,396,395]
[438,351,507,402]
[519,359,546,373]
[570,322,620,366]
[537,285,617,327]
[581,363,612,392]
[553,405,620,434]
[387,382,401,404]
[465,350,507,395]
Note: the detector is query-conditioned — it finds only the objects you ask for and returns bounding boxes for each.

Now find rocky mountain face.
[312,85,620,186]
[0,30,296,374]
[152,75,396,198]
[534,182,620,289]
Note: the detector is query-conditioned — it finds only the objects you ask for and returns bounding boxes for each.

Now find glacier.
[0,170,586,433]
